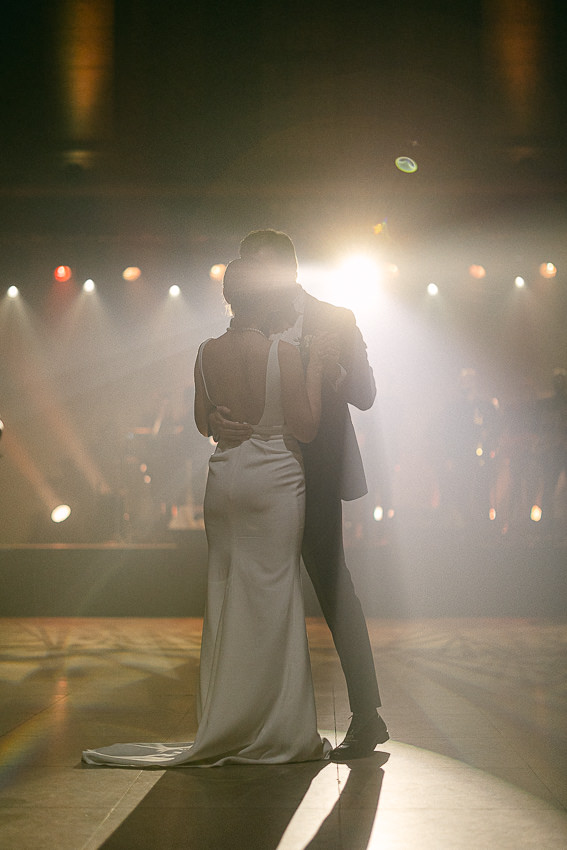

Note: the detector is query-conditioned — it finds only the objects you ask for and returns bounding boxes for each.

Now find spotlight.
[469,265,486,279]
[51,505,71,523]
[122,267,141,281]
[209,264,226,281]
[83,279,95,292]
[373,506,384,522]
[54,265,72,282]
[530,505,542,522]
[539,262,557,279]
[169,284,181,297]
[427,282,439,296]
[7,285,19,298]
[514,276,525,288]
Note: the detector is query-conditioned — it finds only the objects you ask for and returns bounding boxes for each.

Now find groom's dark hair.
[239,229,298,273]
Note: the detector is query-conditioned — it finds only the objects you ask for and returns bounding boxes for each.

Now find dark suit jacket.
[300,292,376,501]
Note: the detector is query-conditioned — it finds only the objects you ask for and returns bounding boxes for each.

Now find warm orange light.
[489,508,496,521]
[469,264,486,280]
[530,505,542,522]
[210,264,226,281]
[122,267,141,281]
[54,265,72,282]
[539,262,557,279]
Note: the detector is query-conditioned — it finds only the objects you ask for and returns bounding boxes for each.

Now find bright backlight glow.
[515,276,525,288]
[7,285,19,298]
[169,284,181,297]
[427,283,439,296]
[83,279,95,292]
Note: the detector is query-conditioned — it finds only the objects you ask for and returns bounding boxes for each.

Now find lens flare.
[395,156,418,173]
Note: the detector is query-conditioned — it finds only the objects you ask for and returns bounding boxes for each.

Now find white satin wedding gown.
[83,339,330,766]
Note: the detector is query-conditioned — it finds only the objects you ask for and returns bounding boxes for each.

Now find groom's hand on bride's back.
[209,406,253,444]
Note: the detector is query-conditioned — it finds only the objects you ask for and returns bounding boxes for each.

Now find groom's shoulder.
[305,292,356,328]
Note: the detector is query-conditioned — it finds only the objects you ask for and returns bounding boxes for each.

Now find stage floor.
[0,617,566,849]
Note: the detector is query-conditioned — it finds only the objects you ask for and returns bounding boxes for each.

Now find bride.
[82,258,336,767]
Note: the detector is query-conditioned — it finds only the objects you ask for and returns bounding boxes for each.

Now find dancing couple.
[83,230,387,767]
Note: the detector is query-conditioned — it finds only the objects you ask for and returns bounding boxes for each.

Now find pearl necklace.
[227,326,267,337]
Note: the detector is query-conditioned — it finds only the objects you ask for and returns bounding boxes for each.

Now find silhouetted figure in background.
[535,368,567,537]
[433,368,501,528]
[499,383,540,535]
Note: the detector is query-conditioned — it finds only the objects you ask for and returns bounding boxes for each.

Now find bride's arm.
[194,355,214,437]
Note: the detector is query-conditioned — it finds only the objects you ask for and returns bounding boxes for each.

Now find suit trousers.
[301,481,381,715]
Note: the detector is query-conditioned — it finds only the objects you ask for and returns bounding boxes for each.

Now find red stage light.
[54,265,72,282]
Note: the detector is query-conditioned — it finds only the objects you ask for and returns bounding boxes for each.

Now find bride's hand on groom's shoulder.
[209,406,253,444]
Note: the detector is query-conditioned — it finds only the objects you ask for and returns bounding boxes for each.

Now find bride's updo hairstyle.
[223,258,298,331]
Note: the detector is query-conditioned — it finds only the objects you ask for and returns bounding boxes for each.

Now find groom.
[210,229,388,761]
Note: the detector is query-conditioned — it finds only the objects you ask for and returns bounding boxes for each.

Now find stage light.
[469,264,486,279]
[427,283,439,296]
[373,506,384,521]
[51,504,71,523]
[539,262,557,279]
[7,285,19,298]
[530,505,542,522]
[0,418,4,437]
[514,276,525,288]
[169,284,181,297]
[489,508,496,521]
[83,279,95,292]
[54,265,72,282]
[122,267,141,281]
[210,264,226,281]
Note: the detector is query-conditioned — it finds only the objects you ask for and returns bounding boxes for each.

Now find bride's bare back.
[195,329,328,444]
[199,331,271,425]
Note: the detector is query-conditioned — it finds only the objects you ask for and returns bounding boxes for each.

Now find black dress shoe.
[330,712,389,762]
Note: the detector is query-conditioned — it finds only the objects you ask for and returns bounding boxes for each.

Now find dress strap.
[197,339,215,406]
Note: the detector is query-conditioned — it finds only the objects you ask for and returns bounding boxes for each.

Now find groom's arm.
[330,310,376,411]
[208,407,253,444]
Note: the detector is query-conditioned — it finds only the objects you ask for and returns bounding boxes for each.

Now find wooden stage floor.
[0,616,566,849]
